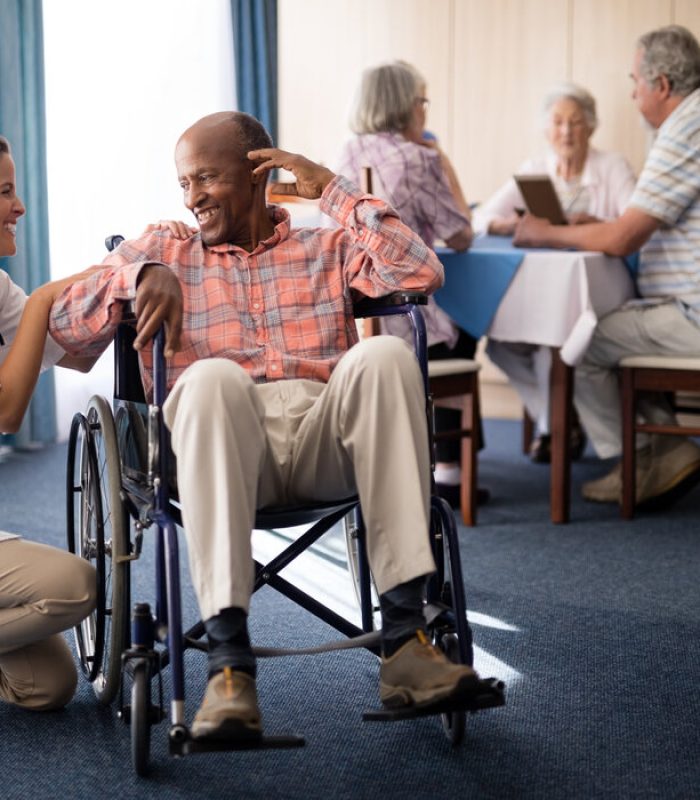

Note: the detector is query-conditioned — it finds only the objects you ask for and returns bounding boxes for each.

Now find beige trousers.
[0,539,96,710]
[163,336,436,621]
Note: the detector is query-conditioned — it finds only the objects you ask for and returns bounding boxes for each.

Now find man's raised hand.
[248,148,336,200]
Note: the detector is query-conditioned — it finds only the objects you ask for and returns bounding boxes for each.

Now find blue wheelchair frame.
[67,254,504,776]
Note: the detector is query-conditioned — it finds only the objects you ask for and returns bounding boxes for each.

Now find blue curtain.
[231,0,278,143]
[0,0,56,445]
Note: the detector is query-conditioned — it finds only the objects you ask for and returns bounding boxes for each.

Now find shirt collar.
[206,205,291,255]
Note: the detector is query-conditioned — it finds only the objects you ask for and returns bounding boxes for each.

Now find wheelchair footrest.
[362,677,505,722]
[170,732,305,755]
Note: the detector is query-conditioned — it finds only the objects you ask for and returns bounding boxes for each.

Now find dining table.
[435,235,636,523]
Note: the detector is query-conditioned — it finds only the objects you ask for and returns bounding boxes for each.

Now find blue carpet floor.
[1,419,699,799]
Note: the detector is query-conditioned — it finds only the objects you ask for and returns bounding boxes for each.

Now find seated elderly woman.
[336,60,483,505]
[473,82,637,463]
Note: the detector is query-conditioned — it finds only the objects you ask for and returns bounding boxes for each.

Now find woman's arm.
[0,270,97,432]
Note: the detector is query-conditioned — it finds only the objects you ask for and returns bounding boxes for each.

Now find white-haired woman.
[0,135,97,711]
[336,60,485,505]
[474,83,637,462]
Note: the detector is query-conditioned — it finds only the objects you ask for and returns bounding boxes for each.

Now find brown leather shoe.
[191,669,262,740]
[379,630,480,708]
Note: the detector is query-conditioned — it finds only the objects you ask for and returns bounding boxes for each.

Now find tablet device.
[514,174,568,225]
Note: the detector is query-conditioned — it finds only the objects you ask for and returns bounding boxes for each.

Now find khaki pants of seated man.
[575,301,700,459]
[163,336,436,621]
[0,540,96,710]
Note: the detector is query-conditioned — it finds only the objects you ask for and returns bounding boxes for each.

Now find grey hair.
[637,25,700,97]
[541,82,598,131]
[349,60,425,134]
[0,136,10,156]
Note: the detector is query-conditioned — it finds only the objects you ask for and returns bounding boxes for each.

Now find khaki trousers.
[0,539,96,710]
[575,301,700,458]
[163,336,436,621]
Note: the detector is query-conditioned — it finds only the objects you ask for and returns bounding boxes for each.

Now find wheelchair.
[66,236,505,776]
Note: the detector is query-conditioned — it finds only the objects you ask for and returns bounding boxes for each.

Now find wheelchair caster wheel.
[439,632,467,746]
[131,661,152,776]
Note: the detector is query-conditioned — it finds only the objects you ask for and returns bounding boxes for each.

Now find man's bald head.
[176,112,273,162]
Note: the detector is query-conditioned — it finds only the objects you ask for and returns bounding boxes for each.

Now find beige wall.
[278,0,700,203]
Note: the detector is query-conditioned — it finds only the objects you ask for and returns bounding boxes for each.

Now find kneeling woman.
[0,135,96,710]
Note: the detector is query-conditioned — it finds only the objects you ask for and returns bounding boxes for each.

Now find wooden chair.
[620,354,700,519]
[358,166,482,526]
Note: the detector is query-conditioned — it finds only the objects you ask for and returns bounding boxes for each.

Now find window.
[42,0,235,437]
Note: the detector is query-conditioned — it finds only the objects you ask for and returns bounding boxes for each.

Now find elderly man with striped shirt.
[48,112,482,741]
[513,24,700,507]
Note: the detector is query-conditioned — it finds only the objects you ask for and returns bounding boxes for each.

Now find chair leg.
[621,368,636,519]
[522,410,534,455]
[460,376,478,526]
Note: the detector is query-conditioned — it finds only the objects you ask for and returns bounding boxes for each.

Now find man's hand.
[248,148,336,200]
[134,264,183,358]
[513,214,554,248]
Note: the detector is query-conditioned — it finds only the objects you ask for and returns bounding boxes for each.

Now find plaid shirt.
[49,175,443,396]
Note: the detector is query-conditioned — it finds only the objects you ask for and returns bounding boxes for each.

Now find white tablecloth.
[488,250,635,365]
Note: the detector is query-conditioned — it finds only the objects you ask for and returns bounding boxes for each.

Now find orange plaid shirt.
[49,175,443,396]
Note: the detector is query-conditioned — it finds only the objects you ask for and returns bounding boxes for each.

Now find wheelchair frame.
[66,247,504,776]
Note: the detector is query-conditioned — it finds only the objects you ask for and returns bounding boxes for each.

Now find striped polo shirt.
[629,88,700,324]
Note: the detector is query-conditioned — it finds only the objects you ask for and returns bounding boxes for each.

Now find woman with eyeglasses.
[336,60,484,508]
[473,83,637,463]
[0,134,97,711]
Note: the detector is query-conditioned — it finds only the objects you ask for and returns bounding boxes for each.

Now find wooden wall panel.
[450,0,570,204]
[571,0,673,173]
[673,0,700,34]
[278,0,453,171]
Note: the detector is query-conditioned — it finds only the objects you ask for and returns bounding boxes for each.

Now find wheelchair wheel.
[67,395,130,705]
[130,661,152,777]
[430,497,472,746]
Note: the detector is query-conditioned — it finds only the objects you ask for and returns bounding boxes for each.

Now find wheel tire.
[67,396,129,704]
[430,499,472,746]
[131,661,152,777]
[439,632,467,746]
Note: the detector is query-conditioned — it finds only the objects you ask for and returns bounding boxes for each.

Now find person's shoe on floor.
[582,446,652,503]
[637,437,700,507]
[191,667,262,740]
[379,629,480,709]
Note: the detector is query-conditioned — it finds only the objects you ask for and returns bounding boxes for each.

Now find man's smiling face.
[175,127,256,248]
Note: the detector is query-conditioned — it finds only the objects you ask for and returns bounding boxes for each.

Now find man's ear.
[657,73,672,98]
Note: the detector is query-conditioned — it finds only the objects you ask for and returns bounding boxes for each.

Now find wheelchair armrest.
[353,292,428,319]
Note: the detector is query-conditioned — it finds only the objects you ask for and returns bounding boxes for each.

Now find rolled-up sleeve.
[320,174,444,297]
[49,232,166,357]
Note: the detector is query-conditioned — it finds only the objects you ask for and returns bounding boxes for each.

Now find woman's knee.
[3,636,78,711]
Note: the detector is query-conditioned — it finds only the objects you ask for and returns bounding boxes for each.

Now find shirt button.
[270,363,278,371]
[253,302,260,310]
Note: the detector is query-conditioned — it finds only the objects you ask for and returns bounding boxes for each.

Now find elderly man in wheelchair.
[50,112,495,750]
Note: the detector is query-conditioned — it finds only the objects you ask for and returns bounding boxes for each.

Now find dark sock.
[379,576,428,658]
[204,606,256,678]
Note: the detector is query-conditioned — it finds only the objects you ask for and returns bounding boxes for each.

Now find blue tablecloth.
[434,235,524,338]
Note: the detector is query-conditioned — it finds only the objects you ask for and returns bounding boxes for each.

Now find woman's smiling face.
[0,154,25,258]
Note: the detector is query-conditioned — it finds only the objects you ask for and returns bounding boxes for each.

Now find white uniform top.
[0,270,64,370]
[0,271,64,543]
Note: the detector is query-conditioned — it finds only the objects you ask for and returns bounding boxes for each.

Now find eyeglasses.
[415,96,430,110]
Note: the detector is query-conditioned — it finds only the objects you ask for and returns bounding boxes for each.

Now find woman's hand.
[141,220,197,239]
[487,215,520,237]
